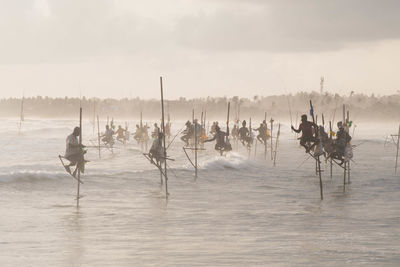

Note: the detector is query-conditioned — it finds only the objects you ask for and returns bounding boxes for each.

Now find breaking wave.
[0,170,66,182]
[199,152,263,171]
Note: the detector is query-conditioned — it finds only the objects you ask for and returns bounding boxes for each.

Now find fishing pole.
[84,145,121,149]
[286,96,293,132]
[351,140,368,149]
[166,124,186,150]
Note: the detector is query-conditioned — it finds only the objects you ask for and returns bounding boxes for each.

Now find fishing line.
[296,154,312,169]
[166,163,179,179]
[166,124,186,150]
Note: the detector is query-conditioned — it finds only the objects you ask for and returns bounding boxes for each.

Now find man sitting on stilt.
[64,127,86,177]
[291,114,317,153]
[204,125,232,152]
[334,121,352,165]
[149,132,165,165]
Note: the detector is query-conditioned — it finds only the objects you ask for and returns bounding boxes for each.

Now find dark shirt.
[238,127,249,139]
[336,129,352,146]
[298,121,314,138]
[206,131,228,146]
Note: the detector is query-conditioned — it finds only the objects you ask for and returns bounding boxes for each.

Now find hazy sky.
[0,0,399,99]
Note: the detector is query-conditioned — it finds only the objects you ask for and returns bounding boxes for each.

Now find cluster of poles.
[69,77,169,206]
[57,78,361,206]
[303,101,353,200]
[182,106,284,182]
[15,79,400,205]
[248,113,282,166]
[384,124,400,174]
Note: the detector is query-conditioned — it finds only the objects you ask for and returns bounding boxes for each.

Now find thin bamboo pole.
[329,121,332,179]
[249,118,252,158]
[264,112,267,160]
[395,124,400,174]
[97,115,101,159]
[160,77,168,198]
[254,139,257,159]
[270,118,273,160]
[77,107,82,207]
[273,123,281,167]
[348,161,351,184]
[93,100,96,135]
[18,96,24,134]
[310,100,323,200]
[343,162,346,192]
[347,110,351,184]
[194,118,198,179]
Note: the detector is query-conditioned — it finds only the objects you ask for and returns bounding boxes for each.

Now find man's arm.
[347,133,352,143]
[291,125,301,133]
[204,134,217,143]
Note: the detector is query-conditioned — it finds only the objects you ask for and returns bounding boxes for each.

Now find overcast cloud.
[0,0,399,98]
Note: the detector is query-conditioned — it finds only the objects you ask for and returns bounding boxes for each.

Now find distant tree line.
[1,92,399,123]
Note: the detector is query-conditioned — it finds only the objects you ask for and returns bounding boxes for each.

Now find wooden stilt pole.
[348,161,351,184]
[249,118,252,158]
[317,155,323,199]
[342,104,346,127]
[77,170,81,207]
[226,102,231,155]
[315,115,318,175]
[270,118,274,160]
[273,123,281,167]
[295,111,299,140]
[194,117,198,179]
[160,77,168,198]
[347,110,351,184]
[145,122,148,152]
[139,111,144,151]
[343,162,346,192]
[204,110,207,129]
[254,139,257,159]
[342,104,347,189]
[93,100,96,135]
[97,115,101,159]
[167,106,171,143]
[264,112,267,160]
[329,121,333,179]
[310,100,323,200]
[18,95,24,134]
[315,156,318,176]
[395,124,400,174]
[77,107,82,207]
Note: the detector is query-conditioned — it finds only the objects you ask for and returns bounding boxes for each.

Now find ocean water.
[0,119,399,266]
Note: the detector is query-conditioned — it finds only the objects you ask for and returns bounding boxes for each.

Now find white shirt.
[105,129,114,139]
[65,134,80,157]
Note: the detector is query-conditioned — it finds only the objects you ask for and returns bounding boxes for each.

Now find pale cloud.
[176,0,400,52]
[0,0,398,98]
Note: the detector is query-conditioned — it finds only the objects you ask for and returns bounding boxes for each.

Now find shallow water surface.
[0,120,399,266]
